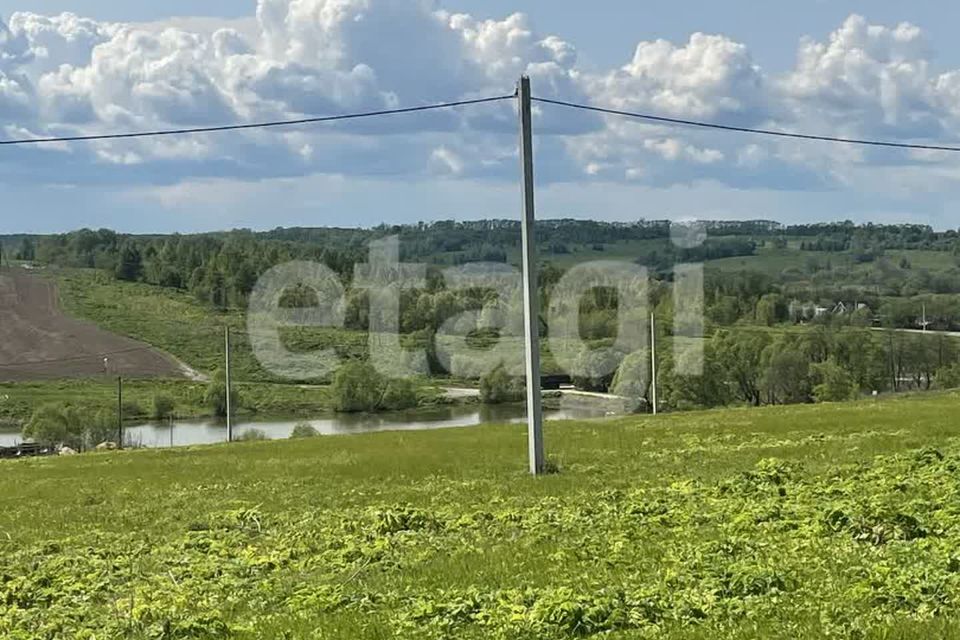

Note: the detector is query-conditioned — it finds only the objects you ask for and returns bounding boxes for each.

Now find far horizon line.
[1,217,955,238]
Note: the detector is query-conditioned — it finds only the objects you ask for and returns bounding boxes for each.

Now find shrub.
[611,351,650,411]
[205,368,241,417]
[935,363,960,390]
[87,409,117,448]
[290,423,320,439]
[330,362,423,413]
[24,404,82,449]
[331,362,384,412]
[153,394,176,420]
[572,348,622,392]
[22,404,118,451]
[479,364,523,405]
[121,401,145,419]
[237,429,268,442]
[381,378,418,411]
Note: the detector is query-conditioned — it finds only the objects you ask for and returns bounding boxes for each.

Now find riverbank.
[0,403,610,449]
[0,377,450,427]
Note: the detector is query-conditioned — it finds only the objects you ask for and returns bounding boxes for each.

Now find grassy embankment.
[3,393,960,638]
[50,267,565,379]
[1,268,447,426]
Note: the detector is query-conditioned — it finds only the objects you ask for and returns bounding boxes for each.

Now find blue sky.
[2,1,960,233]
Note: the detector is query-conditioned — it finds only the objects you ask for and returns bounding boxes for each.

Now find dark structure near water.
[0,443,55,459]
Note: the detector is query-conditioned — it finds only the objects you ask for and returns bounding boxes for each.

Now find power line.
[0,94,516,147]
[532,96,960,153]
[6,89,956,153]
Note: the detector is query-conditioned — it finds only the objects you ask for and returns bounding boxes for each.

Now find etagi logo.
[247,224,706,398]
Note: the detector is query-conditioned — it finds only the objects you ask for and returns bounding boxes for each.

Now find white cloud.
[9,12,114,74]
[590,32,769,123]
[643,138,723,164]
[563,30,782,189]
[781,15,942,138]
[0,15,32,69]
[2,4,960,209]
[428,146,463,175]
[0,2,590,175]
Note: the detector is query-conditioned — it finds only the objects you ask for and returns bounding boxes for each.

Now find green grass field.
[55,268,373,382]
[3,392,960,638]
[54,266,568,382]
[708,247,959,276]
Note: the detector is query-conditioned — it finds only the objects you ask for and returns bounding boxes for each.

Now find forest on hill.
[4,218,959,321]
[5,219,960,415]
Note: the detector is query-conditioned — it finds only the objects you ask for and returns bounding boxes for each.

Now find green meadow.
[3,392,960,638]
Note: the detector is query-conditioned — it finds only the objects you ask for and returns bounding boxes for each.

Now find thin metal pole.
[225,326,233,443]
[117,376,123,449]
[518,76,545,475]
[650,313,658,415]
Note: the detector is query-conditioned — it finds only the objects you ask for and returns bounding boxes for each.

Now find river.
[0,404,609,449]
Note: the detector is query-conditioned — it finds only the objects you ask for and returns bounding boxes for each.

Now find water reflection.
[0,404,607,450]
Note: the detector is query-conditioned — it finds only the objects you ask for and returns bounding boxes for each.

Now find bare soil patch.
[0,267,185,381]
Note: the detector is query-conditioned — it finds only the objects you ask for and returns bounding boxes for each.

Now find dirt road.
[0,267,185,381]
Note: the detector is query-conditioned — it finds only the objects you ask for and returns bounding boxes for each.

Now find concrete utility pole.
[225,326,233,443]
[517,75,545,475]
[117,376,123,449]
[650,313,658,416]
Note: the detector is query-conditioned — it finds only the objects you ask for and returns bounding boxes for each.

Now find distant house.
[791,300,870,323]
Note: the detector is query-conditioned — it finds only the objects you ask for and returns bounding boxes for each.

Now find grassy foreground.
[3,394,960,639]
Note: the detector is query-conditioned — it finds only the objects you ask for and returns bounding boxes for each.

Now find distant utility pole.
[117,376,124,449]
[650,313,658,416]
[922,303,928,333]
[225,326,233,443]
[518,75,545,475]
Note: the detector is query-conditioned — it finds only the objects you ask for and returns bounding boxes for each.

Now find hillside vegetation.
[3,393,960,638]
[6,219,960,427]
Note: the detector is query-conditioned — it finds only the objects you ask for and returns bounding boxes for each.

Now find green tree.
[15,237,35,261]
[479,364,523,405]
[27,405,119,450]
[331,362,385,413]
[755,294,784,326]
[87,409,117,448]
[935,363,960,390]
[713,330,769,406]
[761,347,811,404]
[204,369,240,417]
[115,242,143,282]
[24,404,83,450]
[153,394,176,420]
[833,330,888,392]
[610,350,650,412]
[571,348,622,392]
[380,378,418,411]
[811,358,858,402]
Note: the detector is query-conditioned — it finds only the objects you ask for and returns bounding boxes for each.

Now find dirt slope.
[0,267,185,381]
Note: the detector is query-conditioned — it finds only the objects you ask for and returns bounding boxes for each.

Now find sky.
[3,1,960,233]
